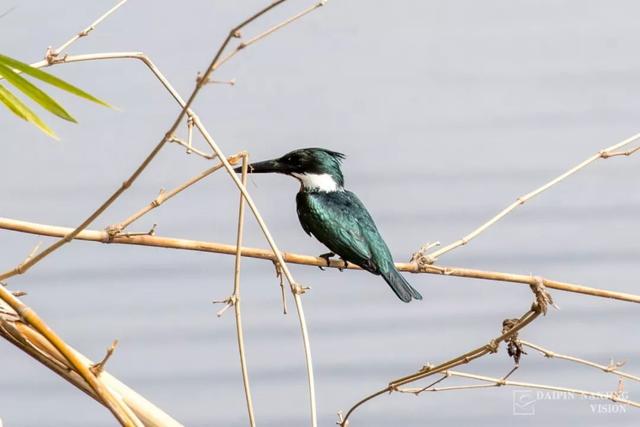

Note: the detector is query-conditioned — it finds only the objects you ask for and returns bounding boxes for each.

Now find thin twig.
[107,153,243,234]
[214,1,327,70]
[46,0,129,61]
[519,340,640,382]
[397,369,640,408]
[91,339,119,376]
[230,154,256,426]
[420,132,640,264]
[2,217,638,305]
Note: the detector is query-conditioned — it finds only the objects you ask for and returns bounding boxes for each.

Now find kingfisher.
[235,148,422,303]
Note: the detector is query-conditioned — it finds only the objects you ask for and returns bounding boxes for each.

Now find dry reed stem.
[519,340,640,382]
[0,299,183,426]
[230,154,257,426]
[2,217,638,305]
[0,287,141,426]
[397,369,640,408]
[339,301,543,425]
[422,132,640,263]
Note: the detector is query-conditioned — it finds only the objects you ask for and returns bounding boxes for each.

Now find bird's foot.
[318,252,335,271]
[337,257,348,272]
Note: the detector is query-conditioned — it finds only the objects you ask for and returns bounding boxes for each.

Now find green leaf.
[0,54,110,108]
[0,83,58,139]
[0,62,77,123]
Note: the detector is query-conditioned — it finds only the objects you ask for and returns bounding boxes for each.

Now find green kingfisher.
[235,148,422,303]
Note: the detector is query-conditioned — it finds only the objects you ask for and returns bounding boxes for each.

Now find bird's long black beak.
[233,158,283,174]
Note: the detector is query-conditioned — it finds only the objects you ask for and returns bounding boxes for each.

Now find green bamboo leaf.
[0,54,110,107]
[0,62,77,123]
[0,83,58,139]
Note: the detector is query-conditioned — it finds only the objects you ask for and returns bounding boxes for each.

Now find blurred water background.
[1,1,639,426]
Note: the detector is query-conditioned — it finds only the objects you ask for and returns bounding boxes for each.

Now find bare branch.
[519,340,640,382]
[397,369,640,408]
[420,131,640,264]
[45,0,129,62]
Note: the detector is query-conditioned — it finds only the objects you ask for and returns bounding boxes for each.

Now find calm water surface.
[1,1,639,426]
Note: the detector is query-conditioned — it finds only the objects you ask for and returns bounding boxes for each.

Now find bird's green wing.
[296,191,393,273]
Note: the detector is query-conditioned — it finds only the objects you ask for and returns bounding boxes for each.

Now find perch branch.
[421,132,640,263]
[2,217,638,305]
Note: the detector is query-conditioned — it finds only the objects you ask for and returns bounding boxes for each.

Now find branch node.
[293,283,311,295]
[213,295,238,317]
[530,276,556,315]
[410,241,440,267]
[502,319,526,365]
[272,260,288,314]
[90,339,118,376]
[486,339,499,354]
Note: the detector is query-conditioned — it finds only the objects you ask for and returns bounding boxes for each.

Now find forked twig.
[214,1,327,70]
[46,0,129,61]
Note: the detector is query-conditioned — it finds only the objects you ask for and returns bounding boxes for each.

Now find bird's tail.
[380,268,423,303]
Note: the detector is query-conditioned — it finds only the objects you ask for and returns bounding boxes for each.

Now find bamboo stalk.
[0,299,183,427]
[0,287,142,426]
[2,217,638,305]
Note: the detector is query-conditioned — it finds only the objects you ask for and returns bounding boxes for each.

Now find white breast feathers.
[291,173,342,192]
